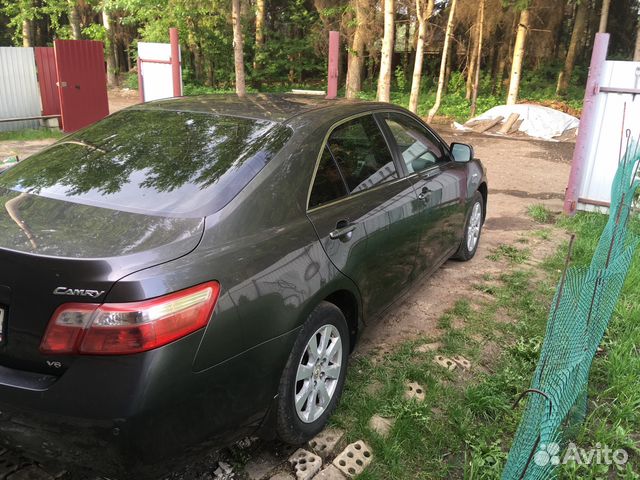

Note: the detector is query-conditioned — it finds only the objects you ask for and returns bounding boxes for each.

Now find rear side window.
[326,115,398,194]
[309,146,348,209]
[0,110,291,217]
[382,113,445,174]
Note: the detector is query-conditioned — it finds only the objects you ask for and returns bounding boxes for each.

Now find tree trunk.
[22,19,32,47]
[69,0,81,40]
[427,0,457,122]
[635,21,640,61]
[377,0,395,102]
[465,10,479,101]
[346,0,368,98]
[443,36,453,94]
[232,0,246,97]
[408,0,434,113]
[102,10,118,87]
[598,0,610,33]
[556,1,588,96]
[253,0,265,71]
[470,0,484,117]
[506,8,529,106]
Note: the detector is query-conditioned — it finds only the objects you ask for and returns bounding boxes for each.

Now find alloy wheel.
[294,324,343,423]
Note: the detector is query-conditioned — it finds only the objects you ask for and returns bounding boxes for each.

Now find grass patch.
[488,244,531,264]
[0,129,63,142]
[333,211,639,478]
[527,204,554,224]
[532,228,551,241]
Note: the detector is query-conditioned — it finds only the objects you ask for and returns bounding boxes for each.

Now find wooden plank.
[498,113,520,134]
[472,116,504,133]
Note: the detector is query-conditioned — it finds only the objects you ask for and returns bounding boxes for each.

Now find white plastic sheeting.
[0,47,42,131]
[138,42,182,102]
[467,104,580,140]
[578,60,640,212]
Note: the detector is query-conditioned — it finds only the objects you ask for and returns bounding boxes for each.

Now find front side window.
[326,115,398,194]
[382,113,446,174]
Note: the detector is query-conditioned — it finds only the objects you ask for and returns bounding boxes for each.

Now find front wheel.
[453,191,484,261]
[276,301,349,444]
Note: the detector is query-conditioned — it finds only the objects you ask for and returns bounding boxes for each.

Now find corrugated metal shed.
[0,47,42,132]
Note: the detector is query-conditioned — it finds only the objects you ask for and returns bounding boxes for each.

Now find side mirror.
[450,143,474,163]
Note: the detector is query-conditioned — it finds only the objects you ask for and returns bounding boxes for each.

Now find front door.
[377,112,467,274]
[306,114,420,317]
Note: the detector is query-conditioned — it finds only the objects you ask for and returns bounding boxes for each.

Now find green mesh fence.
[502,148,640,480]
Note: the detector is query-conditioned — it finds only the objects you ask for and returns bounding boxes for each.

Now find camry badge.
[53,287,105,298]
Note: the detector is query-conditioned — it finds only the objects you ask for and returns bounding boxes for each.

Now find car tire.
[276,301,349,445]
[453,191,484,261]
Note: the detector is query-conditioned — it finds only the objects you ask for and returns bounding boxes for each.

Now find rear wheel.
[276,301,349,444]
[453,191,484,261]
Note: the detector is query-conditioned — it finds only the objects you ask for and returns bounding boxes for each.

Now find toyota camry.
[0,94,487,478]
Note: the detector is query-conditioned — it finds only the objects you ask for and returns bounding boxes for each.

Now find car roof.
[133,93,396,124]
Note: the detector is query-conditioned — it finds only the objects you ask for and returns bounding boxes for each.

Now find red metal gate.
[54,40,109,132]
[34,47,60,118]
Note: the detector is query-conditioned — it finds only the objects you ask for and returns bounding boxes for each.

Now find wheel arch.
[477,182,488,222]
[323,289,361,352]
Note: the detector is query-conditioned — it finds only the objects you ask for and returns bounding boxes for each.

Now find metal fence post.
[326,31,339,99]
[170,28,182,97]
[563,33,610,215]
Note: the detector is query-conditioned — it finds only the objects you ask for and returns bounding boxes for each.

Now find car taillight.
[40,282,220,355]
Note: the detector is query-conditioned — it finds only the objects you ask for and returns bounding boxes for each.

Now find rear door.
[377,112,467,274]
[306,113,420,317]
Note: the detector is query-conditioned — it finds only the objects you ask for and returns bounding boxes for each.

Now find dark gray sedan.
[0,94,486,477]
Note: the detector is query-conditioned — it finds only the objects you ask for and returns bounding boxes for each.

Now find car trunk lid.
[0,190,204,376]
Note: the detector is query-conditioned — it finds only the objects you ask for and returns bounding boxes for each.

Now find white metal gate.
[578,60,640,212]
[0,47,42,132]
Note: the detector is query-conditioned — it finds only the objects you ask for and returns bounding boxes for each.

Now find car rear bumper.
[0,329,298,478]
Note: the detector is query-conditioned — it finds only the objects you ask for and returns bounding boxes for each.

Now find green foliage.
[394,65,408,92]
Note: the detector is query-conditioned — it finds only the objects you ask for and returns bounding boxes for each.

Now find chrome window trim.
[305,110,407,213]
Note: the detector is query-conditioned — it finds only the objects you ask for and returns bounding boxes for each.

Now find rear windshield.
[0,109,291,217]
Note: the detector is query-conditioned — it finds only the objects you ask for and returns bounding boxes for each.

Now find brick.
[244,452,284,480]
[404,381,425,401]
[368,415,395,438]
[313,465,345,479]
[332,441,372,478]
[308,428,344,460]
[288,449,321,480]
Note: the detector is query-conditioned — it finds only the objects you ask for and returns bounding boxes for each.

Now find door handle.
[418,187,432,202]
[329,221,357,240]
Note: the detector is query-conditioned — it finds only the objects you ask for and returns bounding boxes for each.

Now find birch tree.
[598,0,610,33]
[506,7,529,106]
[68,0,81,39]
[408,0,434,113]
[102,10,118,86]
[377,0,395,102]
[635,20,640,61]
[470,0,484,116]
[346,0,368,99]
[232,0,246,97]
[253,0,265,71]
[556,1,588,96]
[427,0,457,122]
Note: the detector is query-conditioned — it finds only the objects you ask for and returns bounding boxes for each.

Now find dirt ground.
[0,93,575,480]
